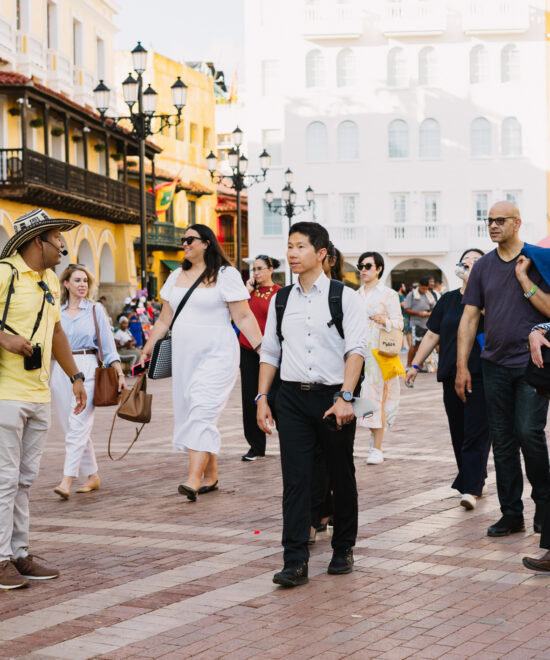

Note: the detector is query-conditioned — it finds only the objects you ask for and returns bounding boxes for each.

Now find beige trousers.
[0,400,50,560]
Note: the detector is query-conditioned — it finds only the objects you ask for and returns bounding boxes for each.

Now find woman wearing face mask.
[240,255,281,461]
[52,265,127,499]
[405,249,491,510]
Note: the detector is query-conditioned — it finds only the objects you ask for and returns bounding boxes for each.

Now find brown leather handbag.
[92,305,120,407]
[107,373,152,460]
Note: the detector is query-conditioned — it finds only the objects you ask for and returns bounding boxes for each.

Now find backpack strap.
[275,284,294,345]
[327,279,345,339]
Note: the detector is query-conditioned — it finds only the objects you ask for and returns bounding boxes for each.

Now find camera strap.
[29,292,47,341]
[0,262,48,340]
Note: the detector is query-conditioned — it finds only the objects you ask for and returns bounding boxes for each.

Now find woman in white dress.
[140,224,263,501]
[357,251,403,465]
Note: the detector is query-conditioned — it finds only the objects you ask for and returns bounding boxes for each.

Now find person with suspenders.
[257,222,366,587]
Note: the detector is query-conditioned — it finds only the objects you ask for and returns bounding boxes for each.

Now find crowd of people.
[1,202,550,591]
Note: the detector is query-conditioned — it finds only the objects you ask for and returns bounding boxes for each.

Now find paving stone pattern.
[3,373,550,659]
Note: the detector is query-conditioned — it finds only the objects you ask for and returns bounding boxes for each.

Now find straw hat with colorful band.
[0,209,80,259]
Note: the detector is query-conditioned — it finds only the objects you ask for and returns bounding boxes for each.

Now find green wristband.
[524,285,538,299]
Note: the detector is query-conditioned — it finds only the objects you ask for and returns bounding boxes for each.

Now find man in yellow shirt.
[0,209,86,590]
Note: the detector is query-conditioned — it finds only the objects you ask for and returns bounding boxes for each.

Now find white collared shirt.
[260,271,366,385]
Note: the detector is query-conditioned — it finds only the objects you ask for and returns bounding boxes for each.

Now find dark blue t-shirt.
[427,288,483,381]
[462,249,550,368]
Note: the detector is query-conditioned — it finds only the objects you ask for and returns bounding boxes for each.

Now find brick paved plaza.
[3,373,550,660]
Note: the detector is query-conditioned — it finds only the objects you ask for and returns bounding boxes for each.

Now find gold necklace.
[254,284,275,300]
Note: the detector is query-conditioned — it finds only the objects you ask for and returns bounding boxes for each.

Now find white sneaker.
[460,493,476,510]
[366,448,384,465]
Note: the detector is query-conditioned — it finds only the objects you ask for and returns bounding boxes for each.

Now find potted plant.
[29,117,44,128]
[72,135,83,143]
[94,143,106,153]
[8,107,21,116]
[50,126,65,137]
[127,160,138,167]
[110,152,123,161]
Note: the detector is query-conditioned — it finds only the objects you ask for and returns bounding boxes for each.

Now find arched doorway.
[77,239,95,276]
[388,258,446,291]
[55,251,71,278]
[0,226,10,255]
[99,243,115,283]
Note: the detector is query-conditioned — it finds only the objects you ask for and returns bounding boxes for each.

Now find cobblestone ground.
[2,372,550,659]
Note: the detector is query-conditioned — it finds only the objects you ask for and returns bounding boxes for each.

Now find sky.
[114,0,244,80]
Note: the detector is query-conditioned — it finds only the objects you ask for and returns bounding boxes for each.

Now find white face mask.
[455,264,466,279]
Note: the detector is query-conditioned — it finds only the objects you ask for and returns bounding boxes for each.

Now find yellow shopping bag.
[372,349,406,381]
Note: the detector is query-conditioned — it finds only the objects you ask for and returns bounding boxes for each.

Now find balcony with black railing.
[0,147,155,223]
[135,221,187,250]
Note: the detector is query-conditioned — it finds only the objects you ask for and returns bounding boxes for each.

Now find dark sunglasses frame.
[357,263,375,271]
[181,236,204,246]
[37,280,55,305]
[69,263,86,268]
[485,216,516,226]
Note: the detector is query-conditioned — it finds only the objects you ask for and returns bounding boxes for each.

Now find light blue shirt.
[60,299,119,366]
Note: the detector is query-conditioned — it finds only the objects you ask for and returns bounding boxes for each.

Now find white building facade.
[242,0,547,288]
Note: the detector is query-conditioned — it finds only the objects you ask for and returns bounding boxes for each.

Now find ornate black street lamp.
[93,41,187,290]
[264,168,314,282]
[206,127,270,273]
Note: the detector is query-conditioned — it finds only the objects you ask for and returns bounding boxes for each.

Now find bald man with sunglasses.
[457,201,550,539]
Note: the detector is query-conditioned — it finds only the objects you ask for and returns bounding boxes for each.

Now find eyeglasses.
[37,280,55,305]
[357,263,374,271]
[252,266,267,273]
[485,216,517,227]
[181,236,203,246]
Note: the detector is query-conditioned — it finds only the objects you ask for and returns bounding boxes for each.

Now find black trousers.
[239,347,280,455]
[442,375,492,497]
[310,450,333,528]
[276,382,358,566]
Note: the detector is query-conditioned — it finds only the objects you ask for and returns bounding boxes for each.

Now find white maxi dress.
[159,266,249,454]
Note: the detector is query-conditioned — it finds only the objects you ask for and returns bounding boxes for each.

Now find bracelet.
[524,285,538,299]
[117,372,125,378]
[254,393,267,404]
[253,342,262,352]
[410,364,420,371]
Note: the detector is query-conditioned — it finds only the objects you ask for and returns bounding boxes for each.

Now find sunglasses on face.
[181,236,203,246]
[252,266,267,273]
[485,216,516,227]
[37,280,55,305]
[357,263,375,271]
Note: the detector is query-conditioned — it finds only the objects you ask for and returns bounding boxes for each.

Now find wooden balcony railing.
[0,147,155,223]
[220,241,248,262]
[135,222,187,250]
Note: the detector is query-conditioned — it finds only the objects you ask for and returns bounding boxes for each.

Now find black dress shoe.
[272,563,308,587]
[197,480,219,495]
[328,548,354,575]
[177,484,197,502]
[487,516,525,537]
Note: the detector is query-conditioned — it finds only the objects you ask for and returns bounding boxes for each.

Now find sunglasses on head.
[37,280,55,305]
[255,254,272,267]
[357,263,375,271]
[485,216,516,227]
[69,263,86,268]
[181,236,204,246]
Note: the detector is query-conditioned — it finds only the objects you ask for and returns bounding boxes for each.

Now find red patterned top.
[239,284,281,351]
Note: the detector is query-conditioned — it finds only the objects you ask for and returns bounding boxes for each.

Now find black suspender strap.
[0,261,17,334]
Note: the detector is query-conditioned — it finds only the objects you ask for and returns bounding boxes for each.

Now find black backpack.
[525,329,550,398]
[275,279,345,345]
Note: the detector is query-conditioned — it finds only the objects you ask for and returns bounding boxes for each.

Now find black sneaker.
[273,562,308,587]
[241,449,264,462]
[487,516,525,537]
[328,548,354,575]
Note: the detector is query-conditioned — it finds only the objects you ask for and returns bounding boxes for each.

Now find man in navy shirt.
[457,201,550,538]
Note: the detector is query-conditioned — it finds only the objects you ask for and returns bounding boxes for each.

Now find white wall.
[243,0,547,289]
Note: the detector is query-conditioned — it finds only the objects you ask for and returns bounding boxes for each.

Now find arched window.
[418,47,437,86]
[337,48,355,87]
[470,117,491,157]
[501,44,519,83]
[419,118,440,158]
[306,121,328,161]
[337,120,359,160]
[388,119,408,158]
[387,47,407,87]
[306,49,325,88]
[502,117,522,156]
[470,45,488,84]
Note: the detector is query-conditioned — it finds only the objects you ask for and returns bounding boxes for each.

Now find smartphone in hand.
[131,359,150,377]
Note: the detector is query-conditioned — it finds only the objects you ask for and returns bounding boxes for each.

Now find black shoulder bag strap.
[0,261,18,335]
[275,284,294,345]
[327,279,345,339]
[168,269,207,331]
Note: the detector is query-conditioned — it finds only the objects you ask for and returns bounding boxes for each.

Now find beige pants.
[0,400,50,561]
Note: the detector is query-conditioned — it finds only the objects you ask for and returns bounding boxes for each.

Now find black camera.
[24,344,42,371]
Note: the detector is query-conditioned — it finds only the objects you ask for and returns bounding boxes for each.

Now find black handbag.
[148,270,206,379]
[525,330,550,397]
